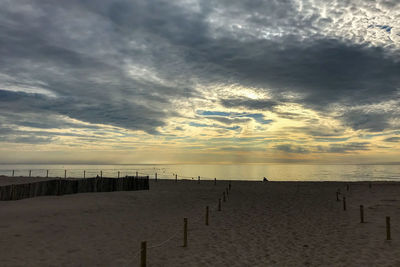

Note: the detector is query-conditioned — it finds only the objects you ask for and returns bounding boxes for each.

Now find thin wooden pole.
[84,170,86,179]
[64,170,67,179]
[29,170,31,177]
[205,206,209,226]
[223,192,226,202]
[229,182,231,190]
[175,174,177,182]
[183,218,188,247]
[140,241,147,267]
[343,197,346,211]
[336,191,340,201]
[100,170,103,178]
[214,178,216,185]
[198,176,200,184]
[360,205,364,223]
[118,171,120,178]
[386,216,391,240]
[46,170,49,178]
[136,171,138,178]
[226,188,229,197]
[218,198,221,211]
[12,170,14,177]
[155,172,157,182]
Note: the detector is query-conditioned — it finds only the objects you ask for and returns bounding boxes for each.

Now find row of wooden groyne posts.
[0,176,149,201]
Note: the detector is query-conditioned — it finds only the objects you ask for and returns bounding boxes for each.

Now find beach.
[1,179,400,266]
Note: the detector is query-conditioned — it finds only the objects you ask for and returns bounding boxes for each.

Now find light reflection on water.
[0,164,400,181]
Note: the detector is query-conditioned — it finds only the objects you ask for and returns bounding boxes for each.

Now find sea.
[1,164,400,181]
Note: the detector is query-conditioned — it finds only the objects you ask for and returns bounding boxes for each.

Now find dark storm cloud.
[220,98,278,111]
[0,0,399,141]
[0,90,166,134]
[340,110,392,132]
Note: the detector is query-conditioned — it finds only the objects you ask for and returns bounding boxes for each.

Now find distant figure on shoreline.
[263,177,268,182]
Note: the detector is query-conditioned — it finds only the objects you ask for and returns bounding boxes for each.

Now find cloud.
[220,98,278,111]
[384,137,400,142]
[274,144,310,154]
[0,0,399,164]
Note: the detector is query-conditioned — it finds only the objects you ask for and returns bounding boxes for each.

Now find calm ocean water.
[0,164,400,181]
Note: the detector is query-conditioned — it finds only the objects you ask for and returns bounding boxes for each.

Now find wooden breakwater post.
[140,241,147,267]
[83,170,86,179]
[136,171,138,178]
[118,171,120,178]
[205,206,209,225]
[12,170,14,177]
[214,178,216,185]
[29,170,31,177]
[343,197,346,211]
[46,170,49,178]
[155,172,157,182]
[226,188,229,196]
[100,171,103,178]
[218,198,221,211]
[336,191,340,201]
[360,205,364,223]
[175,174,177,182]
[386,216,391,240]
[198,176,200,184]
[64,170,67,179]
[183,218,188,247]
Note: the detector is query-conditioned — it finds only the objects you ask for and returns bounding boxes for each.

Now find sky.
[0,0,399,165]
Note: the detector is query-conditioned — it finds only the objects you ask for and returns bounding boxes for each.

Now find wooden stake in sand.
[206,206,209,226]
[336,191,340,201]
[100,171,103,178]
[223,192,226,202]
[155,172,157,182]
[218,198,221,211]
[12,170,14,177]
[214,178,216,185]
[175,174,177,182]
[46,170,49,178]
[360,205,364,223]
[386,216,391,240]
[183,218,188,247]
[29,170,31,177]
[118,171,120,178]
[136,171,138,178]
[343,197,346,211]
[64,170,67,179]
[198,176,200,184]
[84,170,86,179]
[140,241,147,267]
[226,188,229,196]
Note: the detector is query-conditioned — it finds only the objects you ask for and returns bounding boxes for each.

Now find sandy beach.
[1,179,400,266]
